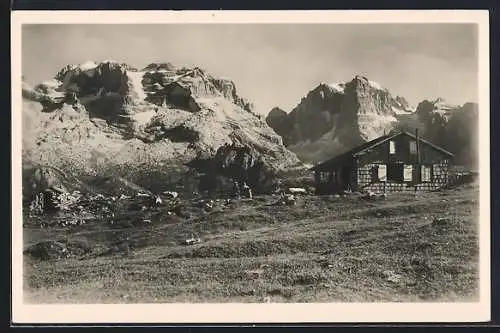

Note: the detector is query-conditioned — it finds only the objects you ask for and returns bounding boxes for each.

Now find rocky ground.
[23,181,479,303]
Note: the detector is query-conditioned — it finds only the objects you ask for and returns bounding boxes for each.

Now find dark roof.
[400,131,454,157]
[310,131,454,171]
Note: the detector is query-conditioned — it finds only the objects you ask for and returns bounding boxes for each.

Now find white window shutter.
[403,165,413,181]
[389,141,396,154]
[409,141,417,154]
[421,165,431,182]
[378,164,387,181]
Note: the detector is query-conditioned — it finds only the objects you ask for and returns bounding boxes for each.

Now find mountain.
[415,99,478,168]
[265,75,415,162]
[265,76,478,168]
[22,60,302,196]
[265,107,292,140]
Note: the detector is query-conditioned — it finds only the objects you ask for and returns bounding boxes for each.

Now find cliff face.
[22,61,302,195]
[265,107,292,140]
[415,99,479,168]
[266,75,414,162]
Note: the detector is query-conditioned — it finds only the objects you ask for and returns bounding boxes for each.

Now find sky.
[22,24,478,114]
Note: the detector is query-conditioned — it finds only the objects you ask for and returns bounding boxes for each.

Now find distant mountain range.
[22,60,302,196]
[21,62,478,200]
[265,75,478,168]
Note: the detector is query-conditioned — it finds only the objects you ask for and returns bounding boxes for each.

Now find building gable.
[311,131,453,172]
[356,132,453,166]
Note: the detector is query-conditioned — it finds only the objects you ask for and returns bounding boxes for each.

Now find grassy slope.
[23,183,479,303]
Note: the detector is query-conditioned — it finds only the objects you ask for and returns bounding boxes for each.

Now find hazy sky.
[22,24,478,114]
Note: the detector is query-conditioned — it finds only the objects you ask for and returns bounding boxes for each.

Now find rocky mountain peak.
[414,99,478,167]
[265,107,291,140]
[316,82,346,95]
[394,96,410,110]
[351,74,369,86]
[415,98,461,125]
[264,75,477,168]
[349,75,386,92]
[268,106,287,117]
[22,60,302,195]
[265,75,415,162]
[143,62,176,71]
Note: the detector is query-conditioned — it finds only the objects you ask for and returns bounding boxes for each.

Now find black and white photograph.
[11,10,490,323]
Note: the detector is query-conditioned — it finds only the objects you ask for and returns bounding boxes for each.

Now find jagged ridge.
[22,60,302,196]
[265,75,414,162]
[265,76,477,168]
[415,99,478,168]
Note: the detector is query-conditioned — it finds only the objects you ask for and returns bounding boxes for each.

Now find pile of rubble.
[28,187,83,214]
[271,192,297,206]
[27,187,118,226]
[27,186,187,227]
[55,190,83,210]
[194,198,233,213]
[126,191,182,213]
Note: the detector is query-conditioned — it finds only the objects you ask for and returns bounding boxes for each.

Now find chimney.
[416,128,421,165]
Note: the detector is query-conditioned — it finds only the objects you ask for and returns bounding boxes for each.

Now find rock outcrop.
[265,107,292,140]
[22,60,301,197]
[187,142,277,195]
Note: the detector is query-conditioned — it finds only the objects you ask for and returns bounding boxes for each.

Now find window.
[377,164,387,181]
[320,172,329,183]
[403,165,413,182]
[409,141,417,155]
[387,163,403,182]
[389,140,396,154]
[328,171,334,183]
[432,164,440,182]
[421,165,431,182]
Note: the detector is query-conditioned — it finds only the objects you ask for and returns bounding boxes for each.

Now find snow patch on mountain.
[368,80,384,90]
[79,61,98,71]
[326,82,345,94]
[102,59,120,64]
[392,105,413,115]
[38,79,62,90]
[131,109,157,127]
[358,113,397,141]
[127,70,148,101]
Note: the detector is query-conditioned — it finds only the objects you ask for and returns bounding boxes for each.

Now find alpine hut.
[310,130,454,195]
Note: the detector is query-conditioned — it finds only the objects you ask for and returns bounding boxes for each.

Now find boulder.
[287,187,307,195]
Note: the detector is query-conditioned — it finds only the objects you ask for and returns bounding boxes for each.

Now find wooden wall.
[314,169,346,194]
[356,160,450,193]
[313,133,452,194]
